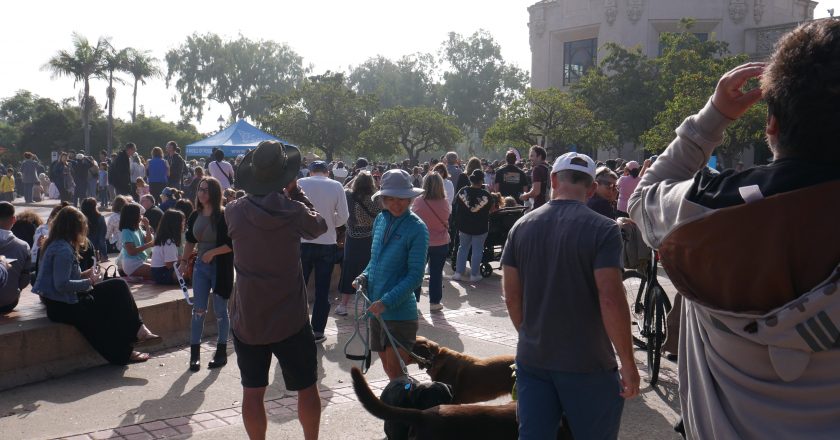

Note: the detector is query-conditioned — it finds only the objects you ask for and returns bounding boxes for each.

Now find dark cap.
[309,161,328,172]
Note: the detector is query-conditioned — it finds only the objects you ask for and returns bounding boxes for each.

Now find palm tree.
[103,46,130,153]
[44,32,110,154]
[125,49,161,123]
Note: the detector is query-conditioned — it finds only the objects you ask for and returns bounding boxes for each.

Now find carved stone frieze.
[627,0,643,23]
[605,0,618,25]
[753,0,765,24]
[729,0,747,23]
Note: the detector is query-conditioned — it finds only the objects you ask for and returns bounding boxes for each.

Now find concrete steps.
[0,281,219,391]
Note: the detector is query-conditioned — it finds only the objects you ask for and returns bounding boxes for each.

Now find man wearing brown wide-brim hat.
[225,140,328,439]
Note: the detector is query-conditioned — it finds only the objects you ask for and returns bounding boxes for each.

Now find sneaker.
[313,333,326,344]
[429,303,444,312]
[451,272,462,281]
[469,274,483,282]
[334,304,348,316]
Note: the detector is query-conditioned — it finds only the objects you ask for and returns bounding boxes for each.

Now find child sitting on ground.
[150,209,185,285]
[117,203,154,281]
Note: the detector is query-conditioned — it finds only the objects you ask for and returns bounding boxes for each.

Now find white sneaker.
[451,272,462,281]
[314,333,326,344]
[429,303,444,312]
[334,304,348,316]
[469,274,483,282]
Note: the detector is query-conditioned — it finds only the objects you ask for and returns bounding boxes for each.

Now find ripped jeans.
[190,259,229,345]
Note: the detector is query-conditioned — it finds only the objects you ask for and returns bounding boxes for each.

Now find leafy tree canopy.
[348,53,440,110]
[259,72,377,162]
[115,115,202,158]
[166,33,306,122]
[484,88,617,158]
[574,19,732,150]
[359,106,462,163]
[440,30,528,141]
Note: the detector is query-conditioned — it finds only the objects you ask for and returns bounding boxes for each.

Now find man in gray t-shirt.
[501,152,639,440]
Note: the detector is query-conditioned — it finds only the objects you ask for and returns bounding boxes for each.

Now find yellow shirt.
[0,176,14,193]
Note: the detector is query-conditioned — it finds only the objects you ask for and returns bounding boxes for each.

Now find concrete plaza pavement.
[0,198,683,440]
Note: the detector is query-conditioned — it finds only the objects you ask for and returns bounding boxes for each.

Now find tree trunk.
[83,78,91,154]
[107,73,114,153]
[132,78,138,124]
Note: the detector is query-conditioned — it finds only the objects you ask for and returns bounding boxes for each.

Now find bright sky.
[2,0,837,135]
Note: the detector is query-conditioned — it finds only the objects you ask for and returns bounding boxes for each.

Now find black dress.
[39,241,144,365]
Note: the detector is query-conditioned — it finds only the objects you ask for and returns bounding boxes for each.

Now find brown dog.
[411,336,515,404]
[352,367,573,440]
[352,366,519,440]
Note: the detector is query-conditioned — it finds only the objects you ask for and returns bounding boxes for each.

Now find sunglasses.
[597,180,617,189]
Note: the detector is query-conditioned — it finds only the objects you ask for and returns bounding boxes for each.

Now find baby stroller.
[450,206,527,277]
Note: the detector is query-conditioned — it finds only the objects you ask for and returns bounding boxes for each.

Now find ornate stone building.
[527,0,819,163]
[529,0,818,89]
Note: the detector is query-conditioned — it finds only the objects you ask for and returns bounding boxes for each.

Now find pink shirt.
[411,197,451,247]
[617,175,640,212]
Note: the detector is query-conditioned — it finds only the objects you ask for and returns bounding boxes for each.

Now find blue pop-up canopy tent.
[185,120,289,158]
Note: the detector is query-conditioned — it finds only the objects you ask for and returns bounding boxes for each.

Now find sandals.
[135,325,162,346]
[129,351,150,363]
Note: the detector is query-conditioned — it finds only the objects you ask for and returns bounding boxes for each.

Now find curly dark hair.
[761,18,840,163]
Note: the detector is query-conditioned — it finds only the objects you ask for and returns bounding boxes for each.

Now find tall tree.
[103,46,130,153]
[574,19,731,151]
[484,88,617,157]
[258,72,377,161]
[359,106,463,163]
[43,32,110,153]
[125,48,161,124]
[0,90,39,126]
[439,30,528,149]
[640,58,767,167]
[348,53,440,109]
[573,43,658,148]
[166,33,306,122]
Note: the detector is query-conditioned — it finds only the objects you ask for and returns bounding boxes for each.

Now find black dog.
[380,374,454,439]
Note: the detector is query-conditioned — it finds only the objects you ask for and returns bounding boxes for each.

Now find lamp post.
[217,115,225,132]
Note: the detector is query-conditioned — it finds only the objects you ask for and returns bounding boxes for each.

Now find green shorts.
[369,318,418,353]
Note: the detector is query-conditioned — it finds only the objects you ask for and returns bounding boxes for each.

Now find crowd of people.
[0,18,837,440]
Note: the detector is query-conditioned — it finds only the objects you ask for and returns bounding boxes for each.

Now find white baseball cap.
[551,152,597,178]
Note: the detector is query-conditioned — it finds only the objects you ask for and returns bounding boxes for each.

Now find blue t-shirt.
[501,199,622,373]
[120,229,149,262]
[147,158,167,184]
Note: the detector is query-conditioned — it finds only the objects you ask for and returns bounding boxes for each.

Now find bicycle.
[622,249,672,386]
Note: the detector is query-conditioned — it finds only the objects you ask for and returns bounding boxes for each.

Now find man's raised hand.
[711,62,765,120]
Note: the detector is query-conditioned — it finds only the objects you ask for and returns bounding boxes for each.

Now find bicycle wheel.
[646,287,666,386]
[622,270,647,349]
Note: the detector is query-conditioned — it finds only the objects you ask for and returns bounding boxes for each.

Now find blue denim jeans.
[98,188,109,208]
[426,244,448,304]
[301,243,336,335]
[516,361,624,440]
[190,259,229,345]
[22,182,34,203]
[456,232,487,277]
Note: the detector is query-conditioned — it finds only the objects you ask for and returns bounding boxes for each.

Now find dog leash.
[173,262,194,305]
[344,279,430,375]
[344,281,373,373]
